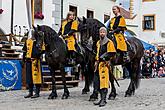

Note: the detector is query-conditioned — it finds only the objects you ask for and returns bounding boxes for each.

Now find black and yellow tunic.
[109,15,127,51]
[95,39,116,89]
[22,39,43,84]
[59,19,78,51]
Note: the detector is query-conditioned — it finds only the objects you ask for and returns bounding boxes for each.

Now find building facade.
[0,0,55,37]
[53,0,116,31]
[139,0,165,45]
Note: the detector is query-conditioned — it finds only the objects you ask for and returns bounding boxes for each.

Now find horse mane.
[39,25,59,41]
[86,18,105,42]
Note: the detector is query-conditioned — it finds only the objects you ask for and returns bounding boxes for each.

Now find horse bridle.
[37,31,57,55]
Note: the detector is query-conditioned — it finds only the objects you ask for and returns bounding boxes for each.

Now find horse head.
[78,16,92,46]
[33,25,45,51]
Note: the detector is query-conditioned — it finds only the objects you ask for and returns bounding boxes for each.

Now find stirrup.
[123,56,130,62]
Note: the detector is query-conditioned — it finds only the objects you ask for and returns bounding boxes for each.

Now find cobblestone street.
[0,78,165,110]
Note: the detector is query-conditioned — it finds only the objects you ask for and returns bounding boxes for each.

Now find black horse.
[78,17,144,100]
[33,25,85,99]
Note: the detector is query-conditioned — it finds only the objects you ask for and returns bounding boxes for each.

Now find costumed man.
[93,27,116,107]
[22,29,43,98]
[58,11,79,65]
[109,5,130,62]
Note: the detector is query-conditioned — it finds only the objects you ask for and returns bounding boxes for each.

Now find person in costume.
[22,29,43,98]
[109,5,130,62]
[58,11,79,64]
[93,27,116,107]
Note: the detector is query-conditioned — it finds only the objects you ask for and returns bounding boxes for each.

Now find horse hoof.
[61,95,69,99]
[108,96,115,100]
[82,91,87,94]
[48,93,58,99]
[89,97,98,101]
[48,96,57,99]
[82,89,90,94]
[125,93,132,97]
[61,92,70,99]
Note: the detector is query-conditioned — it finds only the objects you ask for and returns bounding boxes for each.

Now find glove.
[99,57,106,61]
[62,34,68,39]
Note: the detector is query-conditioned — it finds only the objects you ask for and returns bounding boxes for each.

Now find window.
[34,0,42,13]
[104,14,110,23]
[69,5,77,17]
[143,15,155,31]
[34,0,44,19]
[87,10,94,18]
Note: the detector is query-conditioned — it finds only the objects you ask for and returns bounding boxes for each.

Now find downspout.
[61,0,63,20]
[10,0,14,43]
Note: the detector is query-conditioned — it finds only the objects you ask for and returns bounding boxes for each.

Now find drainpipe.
[10,0,14,43]
[61,0,63,20]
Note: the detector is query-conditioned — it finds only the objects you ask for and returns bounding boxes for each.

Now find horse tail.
[134,61,141,89]
[84,61,94,85]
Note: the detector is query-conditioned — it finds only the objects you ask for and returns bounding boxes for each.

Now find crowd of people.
[141,48,165,78]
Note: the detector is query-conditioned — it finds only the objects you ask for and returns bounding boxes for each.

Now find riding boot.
[99,88,108,107]
[123,51,130,62]
[24,84,33,98]
[31,84,40,98]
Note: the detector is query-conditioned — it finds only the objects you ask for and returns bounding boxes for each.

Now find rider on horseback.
[58,11,80,65]
[109,6,130,62]
[93,27,116,107]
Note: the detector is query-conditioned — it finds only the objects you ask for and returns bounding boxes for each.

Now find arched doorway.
[0,28,8,41]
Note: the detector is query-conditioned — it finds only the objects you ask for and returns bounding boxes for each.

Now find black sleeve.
[22,42,27,61]
[68,29,77,36]
[99,52,115,61]
[112,27,123,33]
[58,25,62,36]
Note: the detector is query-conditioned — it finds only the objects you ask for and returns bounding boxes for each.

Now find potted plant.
[34,11,44,20]
[0,9,4,14]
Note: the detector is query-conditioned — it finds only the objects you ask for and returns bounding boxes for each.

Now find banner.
[0,60,22,90]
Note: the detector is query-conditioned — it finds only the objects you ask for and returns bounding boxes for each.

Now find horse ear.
[77,17,82,22]
[37,25,41,31]
[82,16,87,24]
[33,25,37,31]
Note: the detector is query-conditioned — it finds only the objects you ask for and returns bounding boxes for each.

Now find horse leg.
[48,68,58,99]
[89,71,99,101]
[61,65,70,99]
[82,64,90,94]
[125,60,140,97]
[108,71,117,100]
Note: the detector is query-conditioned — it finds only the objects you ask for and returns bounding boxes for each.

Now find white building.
[53,0,116,31]
[0,0,55,39]
[139,0,165,45]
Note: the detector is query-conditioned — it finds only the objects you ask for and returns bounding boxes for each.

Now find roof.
[119,6,136,19]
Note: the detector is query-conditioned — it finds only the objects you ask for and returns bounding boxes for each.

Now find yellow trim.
[142,14,156,31]
[99,61,109,89]
[32,59,42,84]
[26,39,34,58]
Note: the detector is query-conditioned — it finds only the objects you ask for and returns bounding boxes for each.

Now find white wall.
[63,0,115,23]
[0,0,54,35]
[139,0,165,43]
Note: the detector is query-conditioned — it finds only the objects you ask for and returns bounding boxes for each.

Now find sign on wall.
[0,60,22,90]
